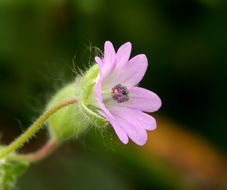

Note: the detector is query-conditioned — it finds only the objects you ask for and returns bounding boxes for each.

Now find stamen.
[112,84,129,103]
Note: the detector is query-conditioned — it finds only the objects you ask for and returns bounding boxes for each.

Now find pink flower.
[95,41,161,145]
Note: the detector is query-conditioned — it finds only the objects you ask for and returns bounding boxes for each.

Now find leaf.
[0,154,29,190]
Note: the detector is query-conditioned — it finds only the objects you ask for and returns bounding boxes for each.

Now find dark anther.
[112,84,129,103]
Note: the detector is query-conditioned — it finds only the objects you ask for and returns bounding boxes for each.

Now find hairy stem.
[11,138,57,162]
[0,97,79,159]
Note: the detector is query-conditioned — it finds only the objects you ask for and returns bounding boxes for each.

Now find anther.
[112,84,129,103]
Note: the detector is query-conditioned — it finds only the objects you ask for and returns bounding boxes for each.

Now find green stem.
[0,97,79,160]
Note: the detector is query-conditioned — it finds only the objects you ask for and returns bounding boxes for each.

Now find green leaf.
[0,154,29,190]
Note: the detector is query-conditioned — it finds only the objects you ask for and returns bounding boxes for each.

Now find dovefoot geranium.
[0,40,161,189]
[94,41,161,145]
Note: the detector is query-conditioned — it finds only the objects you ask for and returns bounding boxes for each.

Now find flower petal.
[99,111,129,144]
[102,41,116,78]
[107,87,161,112]
[103,54,148,89]
[110,107,148,146]
[118,107,157,130]
[94,75,109,113]
[95,56,103,71]
[116,42,132,68]
[133,111,157,130]
[95,75,129,144]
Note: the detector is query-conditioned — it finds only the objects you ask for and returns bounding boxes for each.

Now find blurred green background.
[0,0,226,189]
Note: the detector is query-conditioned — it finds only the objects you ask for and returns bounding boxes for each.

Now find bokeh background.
[0,0,227,189]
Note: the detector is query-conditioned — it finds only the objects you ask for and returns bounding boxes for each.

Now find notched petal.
[116,42,132,68]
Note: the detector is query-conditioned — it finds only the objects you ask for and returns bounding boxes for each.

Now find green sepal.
[47,82,90,141]
[81,64,99,104]
[80,64,108,128]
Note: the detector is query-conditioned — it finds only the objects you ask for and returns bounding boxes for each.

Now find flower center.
[112,84,129,103]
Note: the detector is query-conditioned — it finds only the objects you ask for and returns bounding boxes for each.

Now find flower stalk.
[0,97,79,160]
[11,138,57,162]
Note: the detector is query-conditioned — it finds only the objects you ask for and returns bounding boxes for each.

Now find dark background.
[0,0,226,189]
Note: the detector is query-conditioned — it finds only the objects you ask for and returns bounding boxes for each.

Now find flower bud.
[47,82,90,141]
[47,64,108,142]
